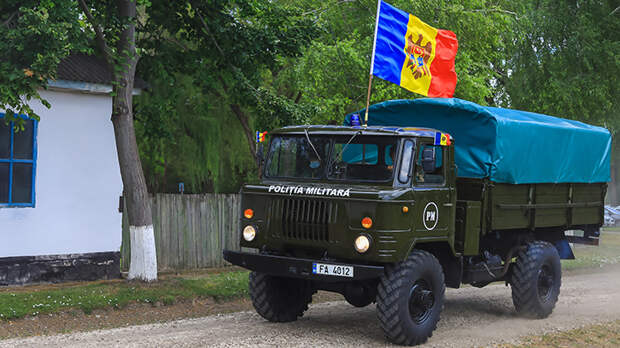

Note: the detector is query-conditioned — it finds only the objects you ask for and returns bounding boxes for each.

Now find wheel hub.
[408,280,434,323]
[537,265,554,302]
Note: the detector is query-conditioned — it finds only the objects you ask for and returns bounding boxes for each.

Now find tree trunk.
[230,103,257,161]
[112,87,156,281]
[113,0,156,281]
[79,0,157,281]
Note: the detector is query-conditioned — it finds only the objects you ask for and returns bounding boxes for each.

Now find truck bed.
[455,178,606,254]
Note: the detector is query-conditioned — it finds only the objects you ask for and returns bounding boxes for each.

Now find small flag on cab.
[434,132,452,146]
[256,131,267,143]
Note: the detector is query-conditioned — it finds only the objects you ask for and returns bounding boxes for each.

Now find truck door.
[412,142,452,240]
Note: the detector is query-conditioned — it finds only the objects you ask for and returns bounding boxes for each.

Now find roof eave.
[46,79,142,96]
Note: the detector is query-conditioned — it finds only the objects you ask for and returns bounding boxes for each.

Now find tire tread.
[376,250,445,346]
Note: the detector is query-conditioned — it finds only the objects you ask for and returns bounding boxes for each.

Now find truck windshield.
[265,136,330,179]
[328,136,397,182]
[264,134,398,182]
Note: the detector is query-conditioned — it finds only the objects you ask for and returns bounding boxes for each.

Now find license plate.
[312,263,354,278]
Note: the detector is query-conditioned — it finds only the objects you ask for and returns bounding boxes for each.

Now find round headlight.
[354,235,371,253]
[243,225,256,241]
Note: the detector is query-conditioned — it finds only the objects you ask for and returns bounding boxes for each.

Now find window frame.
[414,142,446,187]
[397,139,415,184]
[0,114,38,207]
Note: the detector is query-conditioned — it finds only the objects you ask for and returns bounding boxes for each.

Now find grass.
[0,270,249,320]
[500,320,620,348]
[562,227,620,270]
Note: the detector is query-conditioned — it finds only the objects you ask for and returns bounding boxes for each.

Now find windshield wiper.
[304,128,322,162]
[328,130,362,173]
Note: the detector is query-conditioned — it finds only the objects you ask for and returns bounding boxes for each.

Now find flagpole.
[364,0,382,126]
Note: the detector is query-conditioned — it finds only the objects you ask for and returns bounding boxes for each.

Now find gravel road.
[3,266,620,348]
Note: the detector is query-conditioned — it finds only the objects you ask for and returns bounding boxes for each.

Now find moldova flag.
[256,131,267,143]
[371,1,458,97]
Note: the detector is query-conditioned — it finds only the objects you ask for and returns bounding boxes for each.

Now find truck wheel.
[510,241,561,318]
[376,250,445,346]
[249,272,314,322]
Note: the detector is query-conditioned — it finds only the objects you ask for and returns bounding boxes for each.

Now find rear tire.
[249,272,314,322]
[510,241,561,318]
[376,250,445,346]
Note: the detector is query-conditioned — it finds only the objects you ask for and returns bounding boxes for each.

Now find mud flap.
[554,239,575,260]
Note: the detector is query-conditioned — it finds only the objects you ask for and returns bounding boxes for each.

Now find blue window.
[0,114,37,207]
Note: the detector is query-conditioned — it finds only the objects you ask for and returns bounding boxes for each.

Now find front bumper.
[223,250,385,282]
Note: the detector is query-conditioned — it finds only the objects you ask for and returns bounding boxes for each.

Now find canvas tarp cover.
[346,98,611,184]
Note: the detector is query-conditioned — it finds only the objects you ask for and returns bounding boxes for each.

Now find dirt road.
[3,266,620,348]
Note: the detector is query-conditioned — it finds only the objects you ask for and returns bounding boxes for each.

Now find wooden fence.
[121,194,241,271]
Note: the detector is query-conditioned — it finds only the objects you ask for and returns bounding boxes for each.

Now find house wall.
[0,90,122,258]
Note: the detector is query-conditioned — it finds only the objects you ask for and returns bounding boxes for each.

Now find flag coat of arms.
[371,1,458,97]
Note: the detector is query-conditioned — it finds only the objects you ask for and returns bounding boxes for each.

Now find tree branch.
[78,0,114,65]
[216,75,257,160]
[1,11,18,28]
[230,103,257,160]
[193,6,226,58]
[302,0,355,16]
[468,8,519,18]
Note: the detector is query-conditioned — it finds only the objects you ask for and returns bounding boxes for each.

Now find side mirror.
[421,147,436,173]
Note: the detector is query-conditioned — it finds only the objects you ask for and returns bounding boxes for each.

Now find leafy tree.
[502,0,619,131]
[276,0,515,123]
[134,73,255,193]
[0,0,86,126]
[139,0,320,163]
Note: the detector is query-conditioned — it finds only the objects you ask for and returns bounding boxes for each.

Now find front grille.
[273,198,335,242]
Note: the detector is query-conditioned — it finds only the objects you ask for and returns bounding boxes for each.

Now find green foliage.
[0,270,249,320]
[0,0,86,124]
[502,0,620,133]
[277,0,515,124]
[134,73,256,193]
[2,0,616,195]
[134,0,322,192]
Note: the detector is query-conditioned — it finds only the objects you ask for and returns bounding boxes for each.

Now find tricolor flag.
[434,132,452,146]
[370,1,458,97]
[256,131,267,143]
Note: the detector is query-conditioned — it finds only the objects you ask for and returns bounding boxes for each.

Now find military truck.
[223,98,612,346]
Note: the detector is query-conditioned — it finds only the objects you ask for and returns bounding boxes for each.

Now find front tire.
[376,250,445,346]
[249,272,314,322]
[510,241,561,318]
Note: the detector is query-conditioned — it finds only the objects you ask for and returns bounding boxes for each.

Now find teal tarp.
[346,98,611,184]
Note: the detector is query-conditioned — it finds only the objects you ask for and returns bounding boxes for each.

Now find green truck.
[223,99,612,345]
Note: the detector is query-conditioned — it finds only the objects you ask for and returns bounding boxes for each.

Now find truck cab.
[234,126,456,265]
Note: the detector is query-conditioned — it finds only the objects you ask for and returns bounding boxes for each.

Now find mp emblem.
[423,202,439,230]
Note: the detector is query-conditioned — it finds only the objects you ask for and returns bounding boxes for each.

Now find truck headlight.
[354,234,371,253]
[243,225,256,241]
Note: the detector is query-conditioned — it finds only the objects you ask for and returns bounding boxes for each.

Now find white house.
[0,54,143,285]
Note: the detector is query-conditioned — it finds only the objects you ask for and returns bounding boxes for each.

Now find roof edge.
[47,79,142,96]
